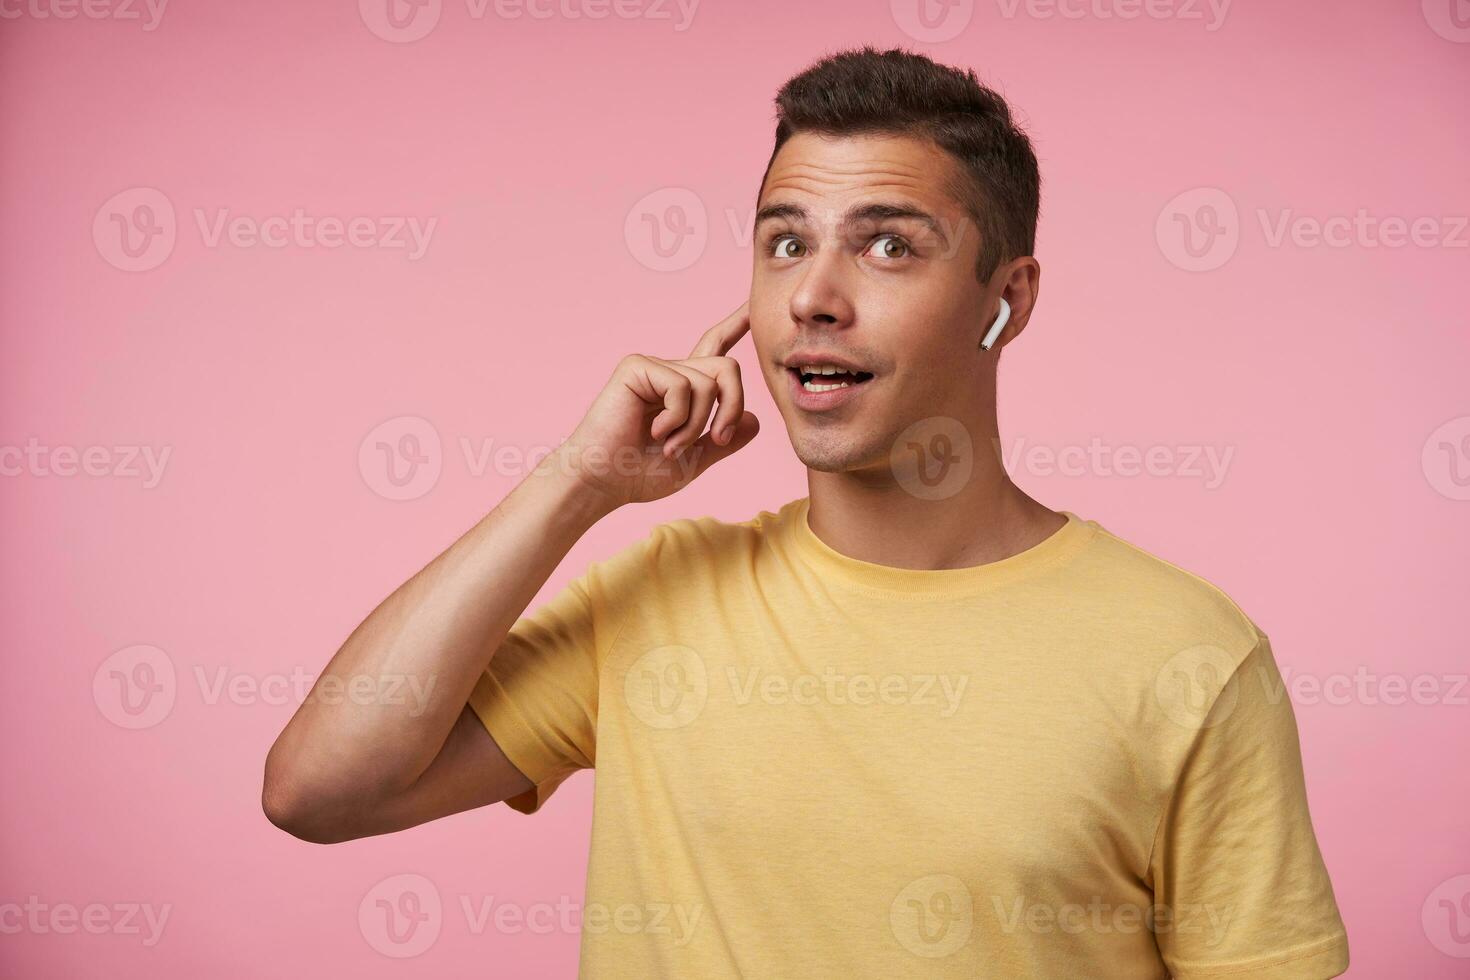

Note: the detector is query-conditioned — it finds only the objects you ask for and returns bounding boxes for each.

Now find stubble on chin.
[790,424,894,475]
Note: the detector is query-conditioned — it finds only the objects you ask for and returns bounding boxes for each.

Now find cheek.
[892,333,976,397]
[748,300,789,351]
[747,323,785,389]
[748,322,774,364]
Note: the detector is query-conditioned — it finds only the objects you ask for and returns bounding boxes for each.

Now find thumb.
[679,411,760,481]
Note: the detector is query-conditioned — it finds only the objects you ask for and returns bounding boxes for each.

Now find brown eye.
[772,236,806,258]
[871,234,909,259]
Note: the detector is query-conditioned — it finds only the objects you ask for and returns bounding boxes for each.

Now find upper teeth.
[795,364,863,393]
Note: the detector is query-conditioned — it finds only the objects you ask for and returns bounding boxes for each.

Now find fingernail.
[718,425,732,443]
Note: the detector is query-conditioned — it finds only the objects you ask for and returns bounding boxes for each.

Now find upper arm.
[341,528,658,837]
[340,705,535,841]
[463,528,662,813]
[1149,635,1349,978]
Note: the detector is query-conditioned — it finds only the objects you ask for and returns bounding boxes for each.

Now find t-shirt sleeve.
[466,527,658,815]
[1148,633,1349,979]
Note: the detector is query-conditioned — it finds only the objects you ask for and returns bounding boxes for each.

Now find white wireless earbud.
[980,297,1011,351]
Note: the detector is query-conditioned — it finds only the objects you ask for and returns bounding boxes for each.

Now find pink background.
[2,0,1467,976]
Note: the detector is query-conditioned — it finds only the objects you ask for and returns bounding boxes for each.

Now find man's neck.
[804,462,1066,573]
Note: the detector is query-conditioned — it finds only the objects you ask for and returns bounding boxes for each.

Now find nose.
[788,248,856,331]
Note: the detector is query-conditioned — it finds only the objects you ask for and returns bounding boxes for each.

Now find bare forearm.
[266,459,612,807]
[263,303,757,841]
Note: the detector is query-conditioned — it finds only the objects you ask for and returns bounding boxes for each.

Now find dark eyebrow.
[753,201,949,246]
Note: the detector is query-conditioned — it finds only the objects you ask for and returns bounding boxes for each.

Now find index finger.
[688,299,751,359]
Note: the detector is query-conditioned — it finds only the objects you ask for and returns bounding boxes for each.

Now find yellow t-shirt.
[468,498,1349,979]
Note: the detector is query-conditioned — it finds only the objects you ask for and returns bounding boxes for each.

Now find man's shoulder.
[586,498,799,581]
[641,499,797,563]
[1070,514,1266,664]
[603,503,1267,664]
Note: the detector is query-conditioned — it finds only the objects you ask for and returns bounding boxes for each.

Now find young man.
[264,47,1349,979]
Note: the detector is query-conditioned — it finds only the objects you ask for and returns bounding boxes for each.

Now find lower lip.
[787,369,874,412]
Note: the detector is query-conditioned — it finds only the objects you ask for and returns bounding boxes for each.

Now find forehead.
[758,131,968,218]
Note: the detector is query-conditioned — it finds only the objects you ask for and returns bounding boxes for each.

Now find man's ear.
[980,257,1041,352]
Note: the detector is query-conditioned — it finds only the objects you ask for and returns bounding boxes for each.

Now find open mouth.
[787,364,875,393]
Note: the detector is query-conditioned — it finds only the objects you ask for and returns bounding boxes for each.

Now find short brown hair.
[760,45,1040,283]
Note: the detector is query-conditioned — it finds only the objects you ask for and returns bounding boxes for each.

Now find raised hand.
[558,300,759,509]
